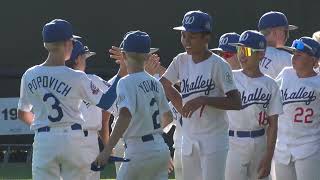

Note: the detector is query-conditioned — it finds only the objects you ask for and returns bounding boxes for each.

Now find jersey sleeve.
[275,68,285,87]
[158,83,171,115]
[90,74,111,93]
[267,81,283,116]
[79,73,104,106]
[17,72,33,112]
[215,60,238,94]
[162,56,179,84]
[116,79,136,116]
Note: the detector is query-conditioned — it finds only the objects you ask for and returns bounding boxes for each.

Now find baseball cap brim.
[210,48,223,53]
[229,43,266,51]
[120,48,159,54]
[277,46,295,54]
[84,52,96,59]
[288,25,298,31]
[173,26,186,31]
[229,43,245,47]
[72,35,81,39]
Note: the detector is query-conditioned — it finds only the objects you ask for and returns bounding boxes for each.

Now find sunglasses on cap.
[292,40,316,56]
[236,46,264,57]
[219,51,236,59]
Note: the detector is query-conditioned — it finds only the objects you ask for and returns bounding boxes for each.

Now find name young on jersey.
[138,79,159,93]
[241,88,271,109]
[181,75,215,98]
[27,76,72,96]
[281,87,316,105]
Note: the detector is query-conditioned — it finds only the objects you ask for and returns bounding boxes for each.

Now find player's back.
[20,65,101,130]
[260,46,292,79]
[117,71,169,139]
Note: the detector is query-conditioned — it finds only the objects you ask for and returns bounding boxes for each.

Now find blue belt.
[37,123,82,133]
[124,134,154,148]
[229,129,265,138]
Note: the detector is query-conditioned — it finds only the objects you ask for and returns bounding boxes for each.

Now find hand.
[92,147,112,167]
[182,96,205,118]
[109,46,127,77]
[257,154,272,179]
[145,54,161,76]
[109,46,124,64]
[168,158,174,173]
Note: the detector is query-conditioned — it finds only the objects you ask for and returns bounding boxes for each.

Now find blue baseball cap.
[211,32,240,53]
[173,10,212,33]
[42,19,80,43]
[69,40,96,61]
[258,11,298,31]
[229,30,267,50]
[120,30,158,54]
[280,37,320,58]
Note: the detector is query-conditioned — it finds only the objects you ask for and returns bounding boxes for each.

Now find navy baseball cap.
[258,11,298,31]
[230,30,267,50]
[42,19,80,43]
[173,10,212,33]
[69,40,96,61]
[211,33,240,53]
[280,37,320,58]
[120,30,158,54]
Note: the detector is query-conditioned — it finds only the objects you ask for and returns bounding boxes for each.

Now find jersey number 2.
[294,107,313,123]
[43,93,63,122]
[150,98,160,129]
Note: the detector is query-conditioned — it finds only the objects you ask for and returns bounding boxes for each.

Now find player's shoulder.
[261,74,279,87]
[174,52,191,63]
[281,66,294,75]
[266,46,292,58]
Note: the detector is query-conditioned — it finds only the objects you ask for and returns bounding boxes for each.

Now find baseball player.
[211,32,241,70]
[93,31,173,180]
[258,11,298,79]
[225,30,283,180]
[274,37,320,180]
[65,39,112,179]
[160,10,241,180]
[106,48,164,174]
[17,19,126,180]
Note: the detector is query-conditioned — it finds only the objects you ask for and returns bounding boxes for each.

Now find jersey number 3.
[150,98,160,129]
[43,93,64,122]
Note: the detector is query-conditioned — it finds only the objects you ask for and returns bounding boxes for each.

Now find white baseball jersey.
[260,46,292,79]
[80,74,111,130]
[107,75,120,130]
[275,67,320,163]
[227,70,283,130]
[163,52,237,154]
[18,65,104,130]
[168,102,182,149]
[116,71,170,139]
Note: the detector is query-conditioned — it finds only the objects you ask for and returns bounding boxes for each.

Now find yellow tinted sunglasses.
[236,46,264,57]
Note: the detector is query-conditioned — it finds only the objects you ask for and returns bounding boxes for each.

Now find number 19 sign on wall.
[0,97,33,135]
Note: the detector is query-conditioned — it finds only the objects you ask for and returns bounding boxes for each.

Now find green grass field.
[0,163,175,180]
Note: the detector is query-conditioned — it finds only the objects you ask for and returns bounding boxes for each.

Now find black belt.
[37,123,82,133]
[229,129,265,138]
[124,134,154,148]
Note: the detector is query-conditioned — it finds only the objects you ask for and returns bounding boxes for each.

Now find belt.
[124,134,154,148]
[229,129,265,138]
[37,123,82,133]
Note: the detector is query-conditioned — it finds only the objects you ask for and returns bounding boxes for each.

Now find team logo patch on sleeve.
[90,81,100,95]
